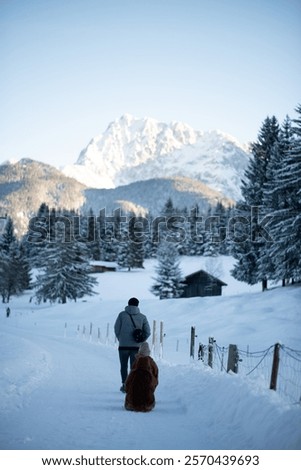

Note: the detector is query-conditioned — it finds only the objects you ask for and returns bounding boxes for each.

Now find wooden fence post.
[227,344,239,373]
[220,346,226,371]
[198,343,205,362]
[190,327,196,359]
[270,343,281,391]
[152,320,157,355]
[159,321,164,358]
[208,337,215,368]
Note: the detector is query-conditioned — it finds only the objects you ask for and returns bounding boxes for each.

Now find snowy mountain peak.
[62,114,251,200]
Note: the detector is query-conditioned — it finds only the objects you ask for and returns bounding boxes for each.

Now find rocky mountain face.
[0,115,250,237]
[63,114,250,200]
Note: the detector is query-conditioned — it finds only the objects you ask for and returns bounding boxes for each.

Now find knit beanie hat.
[138,342,151,356]
[128,297,139,306]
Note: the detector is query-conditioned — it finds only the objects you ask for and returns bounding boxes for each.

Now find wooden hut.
[181,270,227,298]
[89,261,117,273]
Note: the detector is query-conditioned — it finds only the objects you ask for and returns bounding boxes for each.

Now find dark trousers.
[118,348,139,384]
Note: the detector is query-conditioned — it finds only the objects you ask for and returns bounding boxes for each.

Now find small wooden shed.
[181,269,227,298]
[89,261,117,273]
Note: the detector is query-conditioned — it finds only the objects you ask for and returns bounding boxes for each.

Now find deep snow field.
[0,256,301,452]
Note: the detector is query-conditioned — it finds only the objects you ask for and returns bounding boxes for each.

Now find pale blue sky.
[1,0,300,167]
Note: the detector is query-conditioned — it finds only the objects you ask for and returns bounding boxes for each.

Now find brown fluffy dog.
[124,352,158,412]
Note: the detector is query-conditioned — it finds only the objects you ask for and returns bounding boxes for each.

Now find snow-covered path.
[1,318,300,450]
[1,257,301,450]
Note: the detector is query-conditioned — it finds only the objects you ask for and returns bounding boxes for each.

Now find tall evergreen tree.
[116,211,145,270]
[214,202,230,254]
[242,116,280,205]
[128,213,145,269]
[85,208,101,260]
[231,116,280,290]
[117,236,135,271]
[159,197,186,253]
[202,205,222,257]
[265,105,301,283]
[186,205,204,256]
[151,241,184,299]
[0,216,16,251]
[230,201,259,285]
[25,203,50,267]
[0,217,31,302]
[34,219,97,304]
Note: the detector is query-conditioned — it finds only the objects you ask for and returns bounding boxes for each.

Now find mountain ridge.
[82,175,234,217]
[0,158,86,235]
[0,159,233,236]
[62,114,250,200]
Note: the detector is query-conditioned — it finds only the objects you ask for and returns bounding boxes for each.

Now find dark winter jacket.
[124,355,159,412]
[114,305,151,348]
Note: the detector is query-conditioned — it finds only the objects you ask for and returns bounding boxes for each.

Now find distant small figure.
[6,307,10,318]
[124,341,159,412]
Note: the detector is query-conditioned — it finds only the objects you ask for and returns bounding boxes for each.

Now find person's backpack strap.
[128,313,137,328]
[128,313,145,343]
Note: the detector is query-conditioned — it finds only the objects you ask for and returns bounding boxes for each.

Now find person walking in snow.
[114,297,151,392]
[124,341,158,412]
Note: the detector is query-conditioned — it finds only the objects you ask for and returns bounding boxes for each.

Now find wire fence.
[68,321,301,406]
[197,338,301,406]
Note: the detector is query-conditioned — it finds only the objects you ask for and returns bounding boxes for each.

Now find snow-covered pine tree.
[25,203,50,268]
[259,116,293,283]
[202,206,221,257]
[100,230,119,261]
[34,219,97,304]
[0,216,16,251]
[0,217,31,302]
[231,116,280,290]
[162,197,176,217]
[116,212,134,270]
[186,205,204,256]
[144,212,157,258]
[16,241,31,292]
[213,201,229,254]
[265,116,294,209]
[158,196,188,255]
[117,240,133,270]
[117,211,145,270]
[242,116,280,206]
[84,208,101,260]
[151,240,184,299]
[202,236,219,257]
[0,254,10,303]
[230,201,259,285]
[128,213,145,268]
[265,105,301,283]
